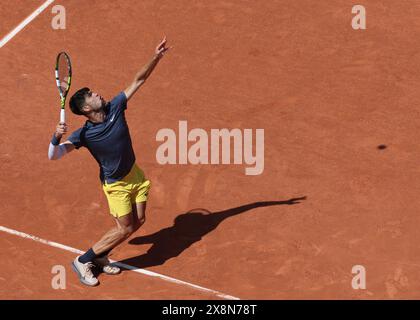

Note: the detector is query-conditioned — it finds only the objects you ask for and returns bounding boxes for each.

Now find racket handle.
[60,109,65,123]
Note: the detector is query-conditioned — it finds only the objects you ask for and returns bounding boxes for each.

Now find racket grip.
[60,109,65,123]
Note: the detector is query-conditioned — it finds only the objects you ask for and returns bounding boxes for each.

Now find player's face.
[85,91,106,111]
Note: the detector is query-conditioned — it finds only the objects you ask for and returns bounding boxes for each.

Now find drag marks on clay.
[275,257,302,276]
[375,219,404,239]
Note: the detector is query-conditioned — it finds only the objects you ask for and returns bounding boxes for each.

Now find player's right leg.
[129,164,151,228]
[131,201,147,230]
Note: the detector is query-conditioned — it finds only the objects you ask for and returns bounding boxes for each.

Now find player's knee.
[139,216,146,227]
[123,223,139,237]
[120,226,133,238]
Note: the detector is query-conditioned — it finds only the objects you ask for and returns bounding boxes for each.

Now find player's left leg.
[129,163,150,229]
[131,201,147,230]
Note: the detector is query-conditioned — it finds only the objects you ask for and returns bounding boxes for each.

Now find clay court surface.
[1,0,420,299]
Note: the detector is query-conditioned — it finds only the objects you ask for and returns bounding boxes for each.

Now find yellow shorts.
[102,164,151,218]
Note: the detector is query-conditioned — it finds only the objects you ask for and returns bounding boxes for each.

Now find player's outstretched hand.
[55,122,68,138]
[155,36,171,58]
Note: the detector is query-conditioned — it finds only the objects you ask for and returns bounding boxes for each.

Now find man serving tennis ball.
[48,37,170,286]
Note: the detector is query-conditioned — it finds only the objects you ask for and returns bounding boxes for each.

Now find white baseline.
[0,0,55,48]
[0,225,240,300]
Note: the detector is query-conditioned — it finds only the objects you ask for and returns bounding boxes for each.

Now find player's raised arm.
[124,36,171,101]
[48,121,75,160]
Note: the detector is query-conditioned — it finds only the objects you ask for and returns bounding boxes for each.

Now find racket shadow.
[117,197,306,271]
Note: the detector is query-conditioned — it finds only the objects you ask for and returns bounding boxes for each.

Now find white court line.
[0,0,239,302]
[0,225,240,300]
[0,0,55,48]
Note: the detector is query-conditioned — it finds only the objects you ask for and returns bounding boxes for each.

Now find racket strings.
[57,54,70,94]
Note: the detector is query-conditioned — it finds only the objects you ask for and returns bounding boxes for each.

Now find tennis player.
[48,37,170,286]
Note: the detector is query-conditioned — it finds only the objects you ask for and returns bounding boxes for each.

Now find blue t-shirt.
[67,92,136,184]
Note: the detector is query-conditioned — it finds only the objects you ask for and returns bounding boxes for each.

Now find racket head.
[55,52,72,107]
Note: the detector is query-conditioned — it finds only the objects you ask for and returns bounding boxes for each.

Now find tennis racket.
[54,52,72,123]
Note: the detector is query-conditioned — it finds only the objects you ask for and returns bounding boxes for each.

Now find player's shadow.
[117,197,306,270]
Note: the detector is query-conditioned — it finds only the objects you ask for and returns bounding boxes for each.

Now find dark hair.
[69,87,90,115]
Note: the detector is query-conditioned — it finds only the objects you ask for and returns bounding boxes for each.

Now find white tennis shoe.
[71,256,99,287]
[94,256,121,275]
